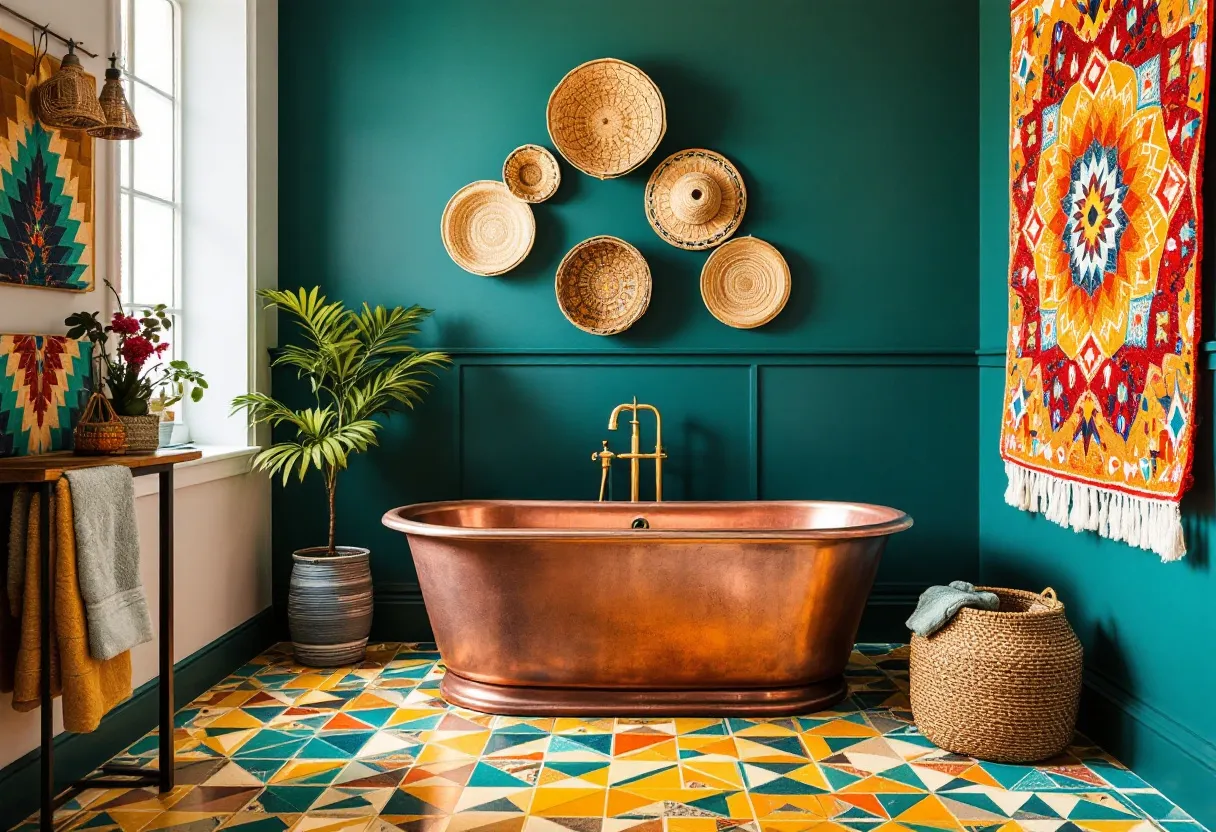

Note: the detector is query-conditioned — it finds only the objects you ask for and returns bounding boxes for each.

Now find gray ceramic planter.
[288,546,373,667]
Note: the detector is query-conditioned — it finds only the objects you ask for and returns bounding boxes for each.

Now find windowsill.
[132,445,261,498]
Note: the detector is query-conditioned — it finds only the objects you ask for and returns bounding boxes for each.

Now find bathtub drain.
[631,517,650,529]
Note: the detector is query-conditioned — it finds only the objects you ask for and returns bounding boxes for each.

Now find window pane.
[132,196,174,305]
[118,127,131,189]
[120,193,131,300]
[119,0,130,78]
[133,0,173,93]
[132,84,173,200]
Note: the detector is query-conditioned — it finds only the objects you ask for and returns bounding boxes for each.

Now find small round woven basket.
[503,144,561,203]
[700,236,790,328]
[547,58,666,179]
[645,149,747,250]
[910,587,1083,763]
[555,236,651,335]
[73,392,126,455]
[441,180,535,276]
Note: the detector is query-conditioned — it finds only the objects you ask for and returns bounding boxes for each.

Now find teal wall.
[976,1,1215,825]
[277,0,981,640]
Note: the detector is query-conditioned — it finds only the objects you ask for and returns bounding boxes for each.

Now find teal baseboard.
[0,607,279,832]
[1080,668,1216,828]
[370,582,920,645]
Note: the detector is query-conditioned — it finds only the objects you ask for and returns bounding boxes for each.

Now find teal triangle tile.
[126,736,160,755]
[467,761,535,788]
[684,791,740,817]
[1084,760,1151,789]
[1010,770,1064,791]
[876,794,931,818]
[743,736,805,756]
[382,789,448,815]
[77,813,119,829]
[494,722,551,734]
[684,722,727,736]
[296,734,367,759]
[484,731,547,756]
[243,706,289,723]
[321,731,377,756]
[824,736,870,753]
[392,715,445,731]
[551,733,611,756]
[252,785,325,813]
[977,762,1043,789]
[838,805,887,821]
[820,765,864,790]
[1128,791,1192,820]
[237,759,290,783]
[545,761,609,777]
[221,817,293,832]
[318,794,376,811]
[459,796,525,813]
[174,709,202,728]
[1159,821,1207,832]
[1014,794,1063,819]
[939,793,1011,817]
[749,776,828,795]
[614,764,678,787]
[1068,795,1140,820]
[234,729,313,757]
[881,764,928,790]
[344,707,397,727]
[936,776,981,792]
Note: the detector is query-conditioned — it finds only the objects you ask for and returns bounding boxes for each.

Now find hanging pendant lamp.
[88,54,140,140]
[35,40,105,130]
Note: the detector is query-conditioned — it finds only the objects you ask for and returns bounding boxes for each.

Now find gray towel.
[63,466,153,660]
[906,581,1000,638]
[6,485,29,616]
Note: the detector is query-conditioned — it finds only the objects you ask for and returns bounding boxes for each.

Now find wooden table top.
[0,449,203,483]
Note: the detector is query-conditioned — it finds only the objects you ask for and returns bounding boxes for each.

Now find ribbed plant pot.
[119,414,161,452]
[288,546,373,667]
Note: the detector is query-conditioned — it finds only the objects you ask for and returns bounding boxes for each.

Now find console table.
[0,449,202,832]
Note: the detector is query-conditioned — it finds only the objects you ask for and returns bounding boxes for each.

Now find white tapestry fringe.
[1004,461,1186,562]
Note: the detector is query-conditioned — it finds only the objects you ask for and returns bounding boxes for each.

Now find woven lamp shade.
[555,236,651,335]
[89,55,141,140]
[547,58,665,179]
[441,180,535,276]
[700,236,790,329]
[36,43,105,130]
[503,144,560,203]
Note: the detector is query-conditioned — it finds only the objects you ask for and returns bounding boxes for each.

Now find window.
[117,0,179,360]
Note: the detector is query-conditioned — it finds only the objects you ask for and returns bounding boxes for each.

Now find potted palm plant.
[233,287,448,666]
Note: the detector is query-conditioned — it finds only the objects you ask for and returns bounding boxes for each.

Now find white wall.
[0,0,273,770]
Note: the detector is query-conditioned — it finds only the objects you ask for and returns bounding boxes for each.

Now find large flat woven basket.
[909,586,1083,763]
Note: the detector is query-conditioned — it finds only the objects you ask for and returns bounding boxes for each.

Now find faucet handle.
[592,439,615,462]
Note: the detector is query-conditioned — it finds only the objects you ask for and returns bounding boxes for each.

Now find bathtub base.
[441,670,849,717]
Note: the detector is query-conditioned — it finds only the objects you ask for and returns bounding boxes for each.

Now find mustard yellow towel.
[12,480,132,732]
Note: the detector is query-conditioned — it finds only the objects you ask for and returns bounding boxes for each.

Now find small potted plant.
[232,287,448,667]
[66,280,207,451]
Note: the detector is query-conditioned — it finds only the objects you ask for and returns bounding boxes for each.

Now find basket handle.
[1040,587,1060,607]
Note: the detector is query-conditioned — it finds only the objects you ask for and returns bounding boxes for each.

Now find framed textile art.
[0,28,94,291]
[0,335,93,457]
[1002,0,1211,561]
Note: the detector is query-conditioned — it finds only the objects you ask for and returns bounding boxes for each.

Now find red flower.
[111,312,141,335]
[120,335,156,368]
[155,342,170,356]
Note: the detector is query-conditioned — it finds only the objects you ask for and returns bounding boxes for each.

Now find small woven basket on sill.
[909,586,1083,763]
[119,414,161,452]
[73,392,126,455]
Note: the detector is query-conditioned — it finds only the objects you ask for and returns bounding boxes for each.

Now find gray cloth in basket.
[63,466,154,660]
[906,581,1000,638]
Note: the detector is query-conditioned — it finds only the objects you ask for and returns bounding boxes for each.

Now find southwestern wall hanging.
[1002,0,1211,561]
[0,28,94,292]
[0,334,93,457]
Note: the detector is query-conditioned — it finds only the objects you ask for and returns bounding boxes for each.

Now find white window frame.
[117,0,182,359]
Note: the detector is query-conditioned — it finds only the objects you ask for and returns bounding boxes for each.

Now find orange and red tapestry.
[1002,0,1210,560]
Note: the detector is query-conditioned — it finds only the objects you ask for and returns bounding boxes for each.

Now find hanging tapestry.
[0,334,93,457]
[0,29,94,291]
[1003,0,1211,561]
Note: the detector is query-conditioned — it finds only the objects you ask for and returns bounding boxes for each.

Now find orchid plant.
[66,280,207,417]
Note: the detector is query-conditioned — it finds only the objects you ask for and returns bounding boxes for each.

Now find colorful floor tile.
[11,643,1206,832]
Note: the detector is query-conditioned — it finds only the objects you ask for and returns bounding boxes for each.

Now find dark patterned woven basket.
[910,587,1083,763]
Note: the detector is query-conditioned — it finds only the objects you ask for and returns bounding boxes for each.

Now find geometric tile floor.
[15,643,1207,832]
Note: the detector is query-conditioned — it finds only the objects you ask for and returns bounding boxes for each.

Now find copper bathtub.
[382,500,912,716]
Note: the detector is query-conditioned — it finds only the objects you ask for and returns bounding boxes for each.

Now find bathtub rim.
[381,499,913,541]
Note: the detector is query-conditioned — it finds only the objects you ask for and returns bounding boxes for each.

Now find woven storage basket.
[910,586,1083,763]
[441,180,535,276]
[73,392,127,455]
[547,58,665,179]
[503,144,561,203]
[119,414,160,452]
[700,236,790,328]
[555,236,651,335]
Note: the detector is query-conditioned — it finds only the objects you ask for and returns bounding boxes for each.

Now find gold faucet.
[598,397,665,502]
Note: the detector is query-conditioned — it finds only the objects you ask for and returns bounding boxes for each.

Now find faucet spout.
[607,396,638,431]
[599,397,664,502]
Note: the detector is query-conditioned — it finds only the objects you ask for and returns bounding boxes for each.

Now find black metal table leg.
[158,467,174,792]
[39,481,54,832]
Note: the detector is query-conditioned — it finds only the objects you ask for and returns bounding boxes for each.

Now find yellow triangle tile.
[605,788,655,817]
[804,720,879,738]
[958,764,1003,788]
[732,721,799,737]
[800,736,834,760]
[725,791,753,817]
[386,707,446,727]
[270,759,344,784]
[283,673,329,690]
[399,785,463,813]
[672,718,722,735]
[577,767,611,787]
[416,743,480,764]
[208,709,265,729]
[736,738,807,762]
[787,763,831,790]
[530,787,605,815]
[434,730,491,756]
[619,766,683,791]
[895,796,965,830]
[1070,823,1147,832]
[840,775,926,794]
[537,767,570,786]
[350,691,399,709]
[215,690,258,708]
[203,728,258,755]
[665,820,720,832]
[681,761,744,789]
[554,718,614,733]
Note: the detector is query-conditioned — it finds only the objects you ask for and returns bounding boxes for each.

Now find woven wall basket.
[645,149,747,250]
[503,144,561,203]
[555,236,651,335]
[910,587,1083,763]
[547,58,666,179]
[441,180,536,276]
[700,236,790,328]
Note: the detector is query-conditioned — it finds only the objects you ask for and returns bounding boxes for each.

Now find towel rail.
[0,449,200,832]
